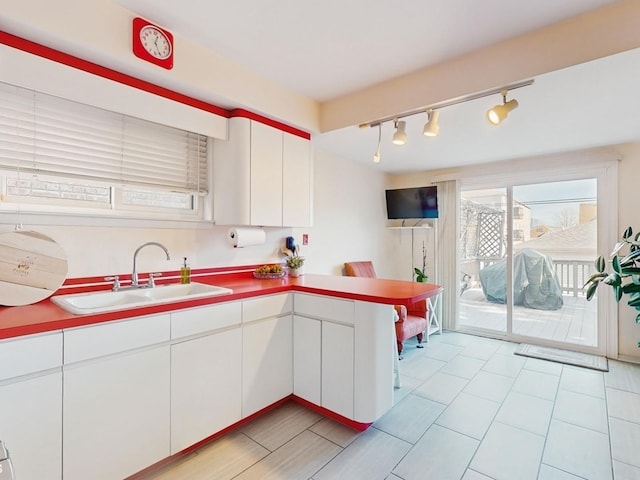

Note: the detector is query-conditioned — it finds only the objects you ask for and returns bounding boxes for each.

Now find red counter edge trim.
[0,31,310,139]
[125,395,369,480]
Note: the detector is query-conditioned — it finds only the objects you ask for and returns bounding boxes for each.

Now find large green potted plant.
[585,226,640,347]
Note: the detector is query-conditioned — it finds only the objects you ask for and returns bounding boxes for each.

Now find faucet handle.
[104,275,121,291]
[148,272,162,288]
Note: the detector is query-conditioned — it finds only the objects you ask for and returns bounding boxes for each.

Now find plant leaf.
[595,256,606,273]
[623,226,633,239]
[583,272,607,286]
[604,273,622,286]
[620,267,640,275]
[637,312,640,324]
[620,249,640,265]
[628,293,640,307]
[615,285,623,302]
[611,241,626,256]
[612,256,622,274]
[622,283,640,294]
[586,281,599,301]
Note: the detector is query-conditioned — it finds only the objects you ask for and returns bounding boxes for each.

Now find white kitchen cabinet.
[242,316,293,416]
[242,294,293,416]
[293,293,394,424]
[63,315,171,480]
[0,332,62,480]
[213,116,312,227]
[250,120,284,226]
[282,132,313,227]
[322,321,355,418]
[170,302,242,454]
[292,315,321,404]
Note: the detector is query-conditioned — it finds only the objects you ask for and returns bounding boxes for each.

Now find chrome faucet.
[131,242,171,287]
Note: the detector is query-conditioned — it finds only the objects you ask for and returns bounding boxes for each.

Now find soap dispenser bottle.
[180,257,191,284]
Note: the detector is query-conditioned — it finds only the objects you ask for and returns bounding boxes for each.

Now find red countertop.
[0,272,443,340]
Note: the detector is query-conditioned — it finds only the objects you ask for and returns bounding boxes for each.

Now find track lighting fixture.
[358,79,533,162]
[486,89,519,125]
[373,123,381,163]
[392,119,407,145]
[422,109,439,137]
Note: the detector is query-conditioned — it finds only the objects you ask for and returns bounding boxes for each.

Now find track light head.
[423,110,440,137]
[487,90,519,125]
[392,119,407,145]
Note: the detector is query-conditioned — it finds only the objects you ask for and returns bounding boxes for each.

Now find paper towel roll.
[228,227,266,248]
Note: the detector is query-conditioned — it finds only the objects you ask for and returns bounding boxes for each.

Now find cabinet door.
[292,315,321,404]
[322,322,354,419]
[242,316,292,417]
[282,133,312,227]
[250,121,283,226]
[171,327,242,454]
[0,372,62,480]
[63,346,170,480]
[212,117,251,225]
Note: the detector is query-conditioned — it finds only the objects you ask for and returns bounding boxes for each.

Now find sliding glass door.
[458,178,599,352]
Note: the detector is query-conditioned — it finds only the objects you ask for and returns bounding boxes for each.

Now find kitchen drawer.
[0,331,62,380]
[242,293,292,323]
[171,301,241,340]
[294,293,355,325]
[64,314,170,364]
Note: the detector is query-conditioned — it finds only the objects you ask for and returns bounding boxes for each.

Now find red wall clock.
[132,17,174,69]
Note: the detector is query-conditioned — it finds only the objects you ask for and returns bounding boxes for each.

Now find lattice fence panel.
[477,211,505,259]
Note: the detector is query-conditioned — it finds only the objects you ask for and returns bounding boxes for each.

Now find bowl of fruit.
[253,264,286,279]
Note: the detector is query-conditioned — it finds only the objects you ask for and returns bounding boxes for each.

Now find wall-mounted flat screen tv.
[385,186,438,219]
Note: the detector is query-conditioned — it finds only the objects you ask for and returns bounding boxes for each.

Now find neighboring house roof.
[515,220,597,260]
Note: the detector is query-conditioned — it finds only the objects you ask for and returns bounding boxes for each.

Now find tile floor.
[141,331,640,480]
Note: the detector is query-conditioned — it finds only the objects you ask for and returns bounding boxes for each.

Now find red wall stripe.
[230,108,311,140]
[0,30,311,138]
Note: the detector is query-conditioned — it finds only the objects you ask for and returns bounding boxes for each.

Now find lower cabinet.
[62,314,171,480]
[0,332,62,480]
[0,372,62,480]
[293,293,393,424]
[63,346,170,480]
[292,315,321,404]
[292,314,355,419]
[322,321,355,419]
[171,326,242,454]
[242,315,293,417]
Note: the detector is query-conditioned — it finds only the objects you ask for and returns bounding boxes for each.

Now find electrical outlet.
[302,234,309,245]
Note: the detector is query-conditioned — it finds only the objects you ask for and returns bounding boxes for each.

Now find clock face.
[139,25,172,60]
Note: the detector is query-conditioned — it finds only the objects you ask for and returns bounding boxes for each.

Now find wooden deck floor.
[459,288,598,347]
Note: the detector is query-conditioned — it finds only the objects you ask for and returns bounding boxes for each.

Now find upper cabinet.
[213,117,313,227]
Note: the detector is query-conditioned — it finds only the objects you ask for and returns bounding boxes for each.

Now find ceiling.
[113,0,638,173]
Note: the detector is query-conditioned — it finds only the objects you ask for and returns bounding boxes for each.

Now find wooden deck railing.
[552,260,594,297]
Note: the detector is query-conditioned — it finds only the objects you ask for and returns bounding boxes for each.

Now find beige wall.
[0,0,319,132]
[297,148,389,277]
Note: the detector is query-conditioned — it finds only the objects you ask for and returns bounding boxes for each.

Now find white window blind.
[0,82,208,194]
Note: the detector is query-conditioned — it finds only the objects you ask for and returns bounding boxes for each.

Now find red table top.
[0,272,443,340]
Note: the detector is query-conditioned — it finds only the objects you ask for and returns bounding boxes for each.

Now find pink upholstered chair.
[344,261,428,357]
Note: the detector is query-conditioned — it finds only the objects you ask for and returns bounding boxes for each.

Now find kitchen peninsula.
[0,271,442,480]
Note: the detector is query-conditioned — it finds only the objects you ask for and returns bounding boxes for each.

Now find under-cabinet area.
[0,291,395,480]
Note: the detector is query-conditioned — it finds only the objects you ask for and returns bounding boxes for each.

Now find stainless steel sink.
[51,282,233,315]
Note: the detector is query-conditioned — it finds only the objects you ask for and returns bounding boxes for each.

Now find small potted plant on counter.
[286,253,305,277]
